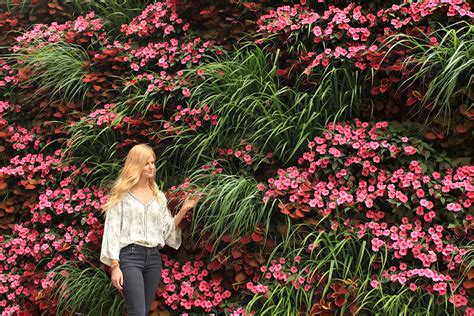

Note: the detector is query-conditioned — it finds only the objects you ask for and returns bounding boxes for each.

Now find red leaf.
[280,208,291,215]
[65,31,76,43]
[406,97,417,106]
[275,68,289,76]
[424,131,437,140]
[103,49,119,55]
[204,242,213,252]
[467,268,474,280]
[88,233,98,243]
[200,6,217,16]
[265,239,275,248]
[24,184,36,190]
[251,232,263,242]
[24,263,35,271]
[294,209,305,218]
[235,271,246,283]
[232,248,242,259]
[59,243,70,252]
[334,296,346,307]
[207,260,221,272]
[243,255,258,267]
[242,2,261,10]
[349,303,359,314]
[240,234,252,244]
[5,206,15,213]
[370,87,380,95]
[149,300,159,311]
[331,282,349,295]
[456,124,469,134]
[221,234,233,243]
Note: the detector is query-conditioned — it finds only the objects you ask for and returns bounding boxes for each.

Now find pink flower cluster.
[13,12,107,51]
[360,216,470,303]
[0,151,65,184]
[229,307,255,316]
[164,104,217,134]
[246,256,315,296]
[264,120,472,219]
[112,2,217,96]
[157,254,232,312]
[263,120,473,306]
[0,167,105,313]
[0,100,12,113]
[257,1,473,73]
[0,61,19,88]
[200,160,224,175]
[33,186,105,223]
[217,143,274,168]
[363,219,466,265]
[0,101,22,138]
[124,71,181,94]
[81,103,120,127]
[120,2,188,38]
[5,124,42,151]
[125,37,212,73]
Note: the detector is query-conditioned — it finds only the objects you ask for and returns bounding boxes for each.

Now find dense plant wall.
[0,0,472,315]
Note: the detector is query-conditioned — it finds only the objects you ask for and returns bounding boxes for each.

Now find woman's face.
[140,155,155,180]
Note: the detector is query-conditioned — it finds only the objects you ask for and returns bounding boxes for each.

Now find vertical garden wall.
[0,0,472,315]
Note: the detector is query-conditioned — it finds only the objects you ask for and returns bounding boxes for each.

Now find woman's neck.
[132,177,150,191]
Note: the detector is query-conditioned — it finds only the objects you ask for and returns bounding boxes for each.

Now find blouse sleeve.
[100,201,122,266]
[161,193,182,249]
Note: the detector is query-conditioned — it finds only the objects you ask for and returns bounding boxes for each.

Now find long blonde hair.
[102,144,161,212]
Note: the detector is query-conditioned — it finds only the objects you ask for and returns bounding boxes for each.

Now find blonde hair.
[102,144,161,212]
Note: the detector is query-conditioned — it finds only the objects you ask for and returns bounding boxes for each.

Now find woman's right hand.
[111,267,123,290]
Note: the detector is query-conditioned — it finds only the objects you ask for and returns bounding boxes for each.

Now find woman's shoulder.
[156,189,168,206]
[157,189,166,198]
[107,193,128,210]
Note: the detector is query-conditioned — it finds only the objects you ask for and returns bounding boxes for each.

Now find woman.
[100,144,196,315]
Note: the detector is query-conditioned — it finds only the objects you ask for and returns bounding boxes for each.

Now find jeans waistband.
[126,243,160,250]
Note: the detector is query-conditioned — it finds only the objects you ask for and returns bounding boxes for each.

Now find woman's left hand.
[181,196,197,212]
[174,195,199,227]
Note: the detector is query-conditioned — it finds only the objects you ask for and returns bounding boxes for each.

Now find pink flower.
[371,238,385,251]
[433,282,447,295]
[370,279,379,289]
[449,294,468,307]
[312,26,322,37]
[403,146,417,155]
[446,202,462,212]
[182,88,191,97]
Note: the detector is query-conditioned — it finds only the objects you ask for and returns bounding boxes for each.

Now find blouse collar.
[127,191,157,207]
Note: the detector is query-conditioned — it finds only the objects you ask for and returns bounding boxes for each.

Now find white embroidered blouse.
[100,191,181,266]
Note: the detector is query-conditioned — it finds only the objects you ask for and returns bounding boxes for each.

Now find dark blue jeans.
[119,244,162,316]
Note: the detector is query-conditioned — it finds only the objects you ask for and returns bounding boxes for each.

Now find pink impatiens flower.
[370,279,379,288]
